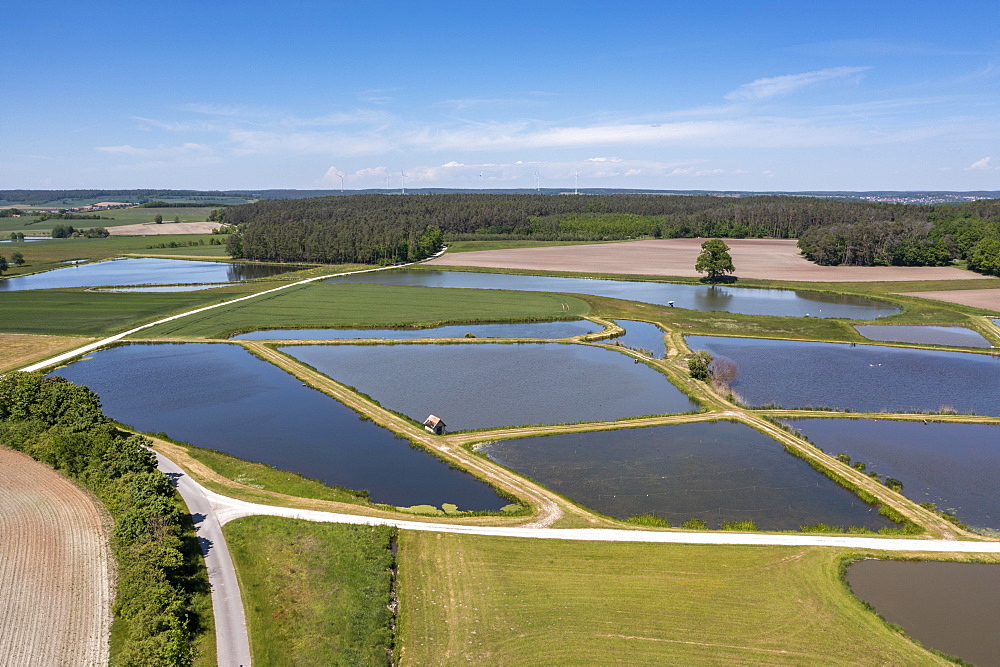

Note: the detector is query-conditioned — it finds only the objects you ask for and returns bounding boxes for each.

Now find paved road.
[157,454,252,667]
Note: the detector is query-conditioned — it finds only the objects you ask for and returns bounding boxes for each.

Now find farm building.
[423,414,446,435]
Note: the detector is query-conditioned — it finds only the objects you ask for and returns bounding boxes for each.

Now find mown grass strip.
[225,517,396,666]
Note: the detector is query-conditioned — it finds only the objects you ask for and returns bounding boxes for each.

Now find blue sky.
[3,1,999,191]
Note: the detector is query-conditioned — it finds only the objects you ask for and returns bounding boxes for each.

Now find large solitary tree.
[695,238,735,282]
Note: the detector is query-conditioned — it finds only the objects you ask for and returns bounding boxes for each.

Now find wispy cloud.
[95,142,212,157]
[725,66,871,101]
[966,156,993,170]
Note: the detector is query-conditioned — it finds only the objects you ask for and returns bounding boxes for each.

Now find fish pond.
[855,324,992,348]
[688,335,1000,415]
[282,342,698,431]
[784,419,1000,531]
[479,421,895,531]
[231,320,602,341]
[0,257,300,291]
[50,343,508,511]
[611,320,667,357]
[847,560,1000,666]
[326,269,899,319]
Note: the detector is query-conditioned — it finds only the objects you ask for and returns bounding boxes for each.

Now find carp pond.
[326,269,900,319]
[0,257,300,291]
[281,342,698,430]
[688,335,1000,415]
[50,343,508,511]
[479,421,895,531]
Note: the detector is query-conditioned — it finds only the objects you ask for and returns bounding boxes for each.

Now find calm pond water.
[0,257,300,291]
[855,324,992,348]
[282,343,698,431]
[847,560,1000,666]
[784,419,1000,531]
[688,335,1000,415]
[231,320,602,341]
[612,320,667,357]
[326,269,899,319]
[50,343,507,510]
[480,421,894,531]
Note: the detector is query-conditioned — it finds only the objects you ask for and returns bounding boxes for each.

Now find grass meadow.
[224,517,396,666]
[396,533,950,665]
[135,282,592,339]
[0,288,254,336]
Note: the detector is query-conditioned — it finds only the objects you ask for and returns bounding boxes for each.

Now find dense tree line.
[51,225,110,238]
[0,372,203,665]
[219,193,1000,271]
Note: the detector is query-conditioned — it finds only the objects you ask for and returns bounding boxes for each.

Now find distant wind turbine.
[401,170,405,195]
[336,172,344,192]
[534,170,541,193]
[575,170,579,195]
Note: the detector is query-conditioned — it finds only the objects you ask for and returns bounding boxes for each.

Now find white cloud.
[725,66,871,101]
[966,156,993,170]
[95,142,212,157]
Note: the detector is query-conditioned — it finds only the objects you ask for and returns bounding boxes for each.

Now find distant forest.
[221,194,1000,274]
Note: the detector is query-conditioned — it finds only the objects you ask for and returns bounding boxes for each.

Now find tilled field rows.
[0,448,113,666]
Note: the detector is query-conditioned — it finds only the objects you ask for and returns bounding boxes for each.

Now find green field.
[0,206,217,232]
[0,288,254,336]
[136,282,592,339]
[225,517,396,666]
[397,533,949,664]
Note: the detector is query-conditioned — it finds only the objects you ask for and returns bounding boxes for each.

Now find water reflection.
[326,269,899,319]
[688,335,1000,415]
[611,320,667,357]
[0,257,301,290]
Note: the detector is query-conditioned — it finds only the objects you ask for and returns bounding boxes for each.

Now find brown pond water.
[847,559,1000,666]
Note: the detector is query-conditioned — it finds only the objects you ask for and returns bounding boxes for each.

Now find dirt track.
[429,238,988,282]
[896,288,1000,312]
[107,221,219,236]
[0,448,112,666]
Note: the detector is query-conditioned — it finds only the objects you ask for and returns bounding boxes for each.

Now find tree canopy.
[695,239,735,282]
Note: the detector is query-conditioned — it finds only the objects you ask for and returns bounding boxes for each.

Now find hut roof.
[423,414,445,428]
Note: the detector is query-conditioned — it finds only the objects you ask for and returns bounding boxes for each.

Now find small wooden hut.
[423,414,446,435]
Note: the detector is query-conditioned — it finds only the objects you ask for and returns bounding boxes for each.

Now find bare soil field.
[0,448,112,666]
[429,238,988,282]
[0,333,96,373]
[107,221,220,236]
[896,288,1000,312]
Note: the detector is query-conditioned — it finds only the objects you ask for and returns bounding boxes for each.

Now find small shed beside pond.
[423,414,446,435]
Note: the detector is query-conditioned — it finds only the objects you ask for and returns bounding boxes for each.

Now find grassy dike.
[224,517,396,666]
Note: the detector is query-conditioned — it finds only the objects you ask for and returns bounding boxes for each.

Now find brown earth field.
[0,333,96,373]
[428,238,989,282]
[0,448,112,666]
[895,288,1000,312]
[107,221,219,236]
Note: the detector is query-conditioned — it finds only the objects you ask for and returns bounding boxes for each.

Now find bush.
[625,513,671,528]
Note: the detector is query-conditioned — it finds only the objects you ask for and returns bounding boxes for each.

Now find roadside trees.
[695,238,736,283]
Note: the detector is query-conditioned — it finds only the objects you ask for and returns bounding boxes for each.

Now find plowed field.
[0,448,112,666]
[429,238,988,282]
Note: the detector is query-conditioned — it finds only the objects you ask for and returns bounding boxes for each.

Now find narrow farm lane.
[157,453,252,667]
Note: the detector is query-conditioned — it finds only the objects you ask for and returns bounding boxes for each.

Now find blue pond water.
[0,257,299,291]
[326,269,899,319]
[855,325,992,348]
[784,419,1000,530]
[612,320,667,357]
[231,320,602,340]
[688,335,1000,415]
[480,421,894,531]
[50,343,507,510]
[282,343,698,431]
